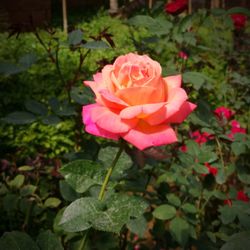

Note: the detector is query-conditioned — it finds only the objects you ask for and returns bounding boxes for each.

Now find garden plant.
[0,1,250,249]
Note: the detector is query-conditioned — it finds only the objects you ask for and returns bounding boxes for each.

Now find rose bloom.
[214,106,234,121]
[231,14,247,29]
[178,51,188,60]
[228,120,246,140]
[191,130,214,145]
[204,162,218,176]
[165,0,188,15]
[82,53,196,150]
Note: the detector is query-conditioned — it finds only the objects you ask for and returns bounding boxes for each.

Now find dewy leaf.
[2,111,36,125]
[95,194,148,233]
[221,231,250,250]
[127,215,147,238]
[36,230,63,250]
[60,160,105,193]
[68,29,83,45]
[59,197,103,232]
[60,194,148,233]
[169,217,190,246]
[153,204,176,220]
[0,231,39,250]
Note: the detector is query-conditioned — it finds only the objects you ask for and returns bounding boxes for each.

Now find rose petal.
[88,105,138,133]
[122,121,177,150]
[99,89,128,109]
[120,102,165,119]
[116,85,165,106]
[164,75,182,90]
[82,105,119,140]
[166,101,197,123]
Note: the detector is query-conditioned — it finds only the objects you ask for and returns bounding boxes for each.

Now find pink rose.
[178,51,188,60]
[214,106,234,121]
[82,53,196,150]
[204,162,218,176]
[165,0,188,15]
[227,120,246,140]
[191,130,214,145]
[230,14,247,29]
[237,190,249,202]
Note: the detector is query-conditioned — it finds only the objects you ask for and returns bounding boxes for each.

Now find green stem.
[215,136,225,171]
[78,144,124,250]
[98,145,123,201]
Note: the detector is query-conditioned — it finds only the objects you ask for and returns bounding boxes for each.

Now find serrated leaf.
[2,111,36,124]
[231,142,246,156]
[44,197,61,208]
[68,29,83,45]
[36,230,63,250]
[59,180,81,202]
[83,41,109,49]
[219,205,237,224]
[153,204,176,220]
[127,215,147,238]
[194,163,209,174]
[25,100,48,116]
[0,231,39,250]
[181,203,197,214]
[70,86,94,105]
[60,194,148,233]
[60,160,105,193]
[169,217,190,246]
[221,231,250,250]
[128,15,155,27]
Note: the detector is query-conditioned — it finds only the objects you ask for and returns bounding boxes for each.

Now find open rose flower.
[82,53,196,150]
[165,0,188,15]
[231,14,247,29]
[214,106,234,121]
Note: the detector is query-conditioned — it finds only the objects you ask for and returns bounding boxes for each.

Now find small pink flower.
[134,244,140,250]
[214,106,234,121]
[191,130,214,145]
[231,14,247,29]
[165,0,188,15]
[237,190,249,202]
[178,51,188,60]
[179,144,188,152]
[224,199,232,207]
[204,162,218,176]
[227,120,246,140]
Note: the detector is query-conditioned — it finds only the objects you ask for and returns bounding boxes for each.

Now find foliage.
[0,5,250,250]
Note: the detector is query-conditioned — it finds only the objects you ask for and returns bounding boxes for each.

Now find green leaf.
[221,231,250,250]
[0,231,39,250]
[9,175,25,189]
[226,7,250,17]
[60,160,105,193]
[18,166,34,171]
[83,41,109,49]
[128,15,155,28]
[183,72,205,90]
[166,194,181,207]
[60,194,147,233]
[42,115,61,125]
[98,147,132,179]
[44,197,61,208]
[238,214,250,230]
[36,230,63,250]
[25,100,48,116]
[194,163,209,175]
[169,217,190,246]
[127,215,147,238]
[68,29,83,45]
[2,111,36,124]
[219,205,237,224]
[59,180,81,202]
[153,204,176,220]
[186,140,200,157]
[181,203,197,214]
[231,142,246,156]
[215,168,227,184]
[70,86,94,105]
[20,185,37,197]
